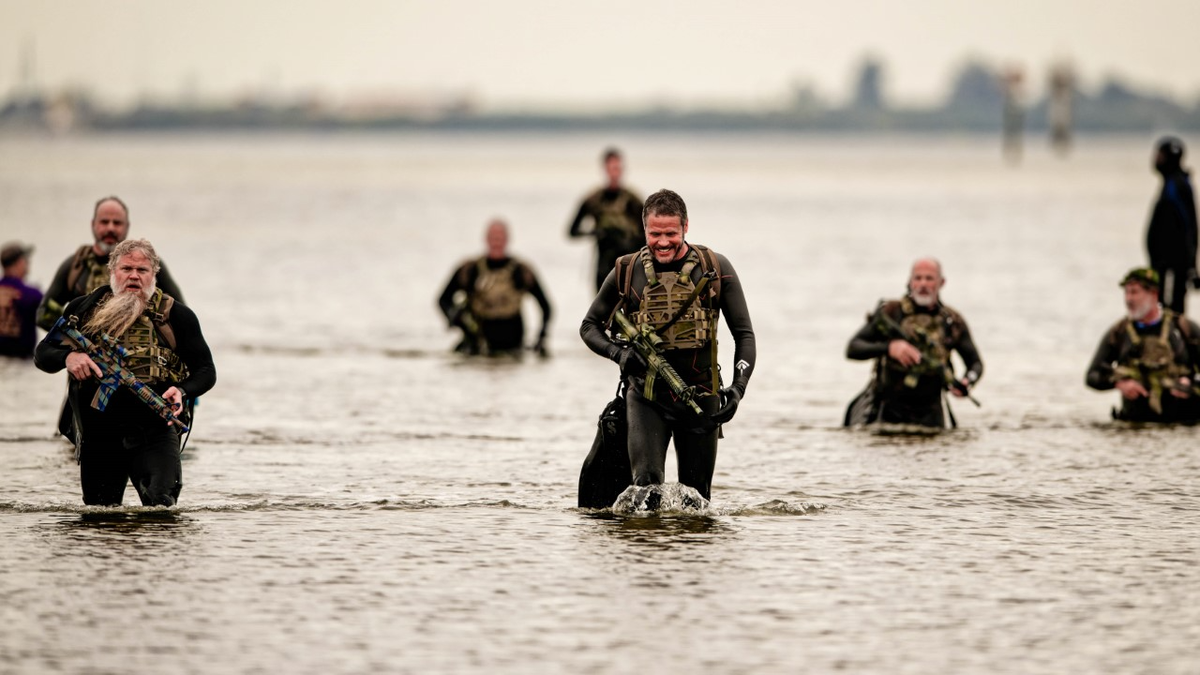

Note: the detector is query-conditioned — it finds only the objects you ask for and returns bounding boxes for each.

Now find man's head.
[602,147,623,188]
[1,241,33,279]
[1154,136,1185,174]
[91,196,131,255]
[907,258,945,308]
[642,189,689,264]
[85,239,160,337]
[1121,267,1160,321]
[485,219,509,260]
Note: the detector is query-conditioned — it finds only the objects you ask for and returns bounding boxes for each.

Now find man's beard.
[1128,299,1155,321]
[83,283,154,338]
[95,240,115,254]
[911,289,937,308]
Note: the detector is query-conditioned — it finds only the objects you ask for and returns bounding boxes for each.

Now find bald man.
[437,219,552,356]
[844,258,984,429]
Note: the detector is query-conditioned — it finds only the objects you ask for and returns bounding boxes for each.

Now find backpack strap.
[65,245,94,296]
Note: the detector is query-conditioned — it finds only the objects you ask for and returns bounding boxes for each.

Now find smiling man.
[580,189,756,505]
[844,257,983,429]
[36,196,186,331]
[1086,267,1200,423]
[35,239,216,506]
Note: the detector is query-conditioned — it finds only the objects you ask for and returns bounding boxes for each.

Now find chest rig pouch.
[595,191,638,240]
[632,249,717,350]
[120,289,188,385]
[470,259,523,320]
[889,298,951,388]
[1119,313,1187,414]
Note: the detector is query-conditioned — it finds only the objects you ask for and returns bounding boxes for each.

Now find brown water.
[1,131,1197,674]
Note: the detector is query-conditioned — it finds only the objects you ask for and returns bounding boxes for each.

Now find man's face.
[485,222,508,258]
[604,156,623,185]
[1125,282,1157,320]
[92,201,130,254]
[112,251,155,301]
[908,261,944,307]
[645,213,688,264]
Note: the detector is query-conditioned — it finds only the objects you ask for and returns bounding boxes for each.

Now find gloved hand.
[711,387,741,424]
[612,345,648,377]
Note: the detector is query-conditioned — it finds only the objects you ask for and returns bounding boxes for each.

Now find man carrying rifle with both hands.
[580,189,756,503]
[844,258,984,429]
[35,239,216,507]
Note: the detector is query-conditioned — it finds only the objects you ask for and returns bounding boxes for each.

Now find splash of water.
[610,483,710,514]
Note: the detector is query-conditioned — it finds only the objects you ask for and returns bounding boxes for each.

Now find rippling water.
[1,131,1197,674]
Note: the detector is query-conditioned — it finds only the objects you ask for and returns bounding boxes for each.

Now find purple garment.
[0,276,44,358]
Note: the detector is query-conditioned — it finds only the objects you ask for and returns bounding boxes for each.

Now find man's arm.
[523,267,552,344]
[35,256,76,331]
[954,322,984,384]
[436,263,469,325]
[579,268,624,360]
[715,254,756,398]
[846,307,889,361]
[34,295,88,373]
[568,194,595,238]
[1085,326,1121,391]
[169,303,217,399]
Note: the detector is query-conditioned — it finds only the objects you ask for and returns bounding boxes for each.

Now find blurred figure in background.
[1145,136,1197,314]
[438,219,552,357]
[36,196,185,330]
[0,242,44,359]
[1086,267,1200,423]
[844,258,983,429]
[568,148,645,291]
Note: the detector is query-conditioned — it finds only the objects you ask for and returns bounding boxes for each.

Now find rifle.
[611,309,705,416]
[56,318,190,431]
[875,306,981,408]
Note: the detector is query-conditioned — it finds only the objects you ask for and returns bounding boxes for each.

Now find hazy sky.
[2,0,1198,110]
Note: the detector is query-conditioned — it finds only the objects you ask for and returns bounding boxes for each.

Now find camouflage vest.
[66,245,110,297]
[96,289,188,385]
[469,258,525,320]
[885,297,953,389]
[632,247,718,350]
[1116,311,1189,414]
[594,190,638,239]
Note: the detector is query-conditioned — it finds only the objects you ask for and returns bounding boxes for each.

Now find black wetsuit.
[1085,313,1200,423]
[437,256,552,354]
[845,298,983,428]
[1146,168,1198,314]
[36,245,185,331]
[34,287,216,506]
[580,245,756,500]
[569,186,645,291]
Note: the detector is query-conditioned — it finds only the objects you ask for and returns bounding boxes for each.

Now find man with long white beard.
[1086,268,1200,423]
[844,258,984,429]
[35,239,215,506]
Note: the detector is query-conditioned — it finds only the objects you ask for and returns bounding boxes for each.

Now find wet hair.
[642,189,688,227]
[602,147,622,163]
[107,239,161,274]
[93,195,130,221]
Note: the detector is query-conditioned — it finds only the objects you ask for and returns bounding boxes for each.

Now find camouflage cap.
[1120,267,1160,290]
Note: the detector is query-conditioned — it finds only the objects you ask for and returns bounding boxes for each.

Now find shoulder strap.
[65,245,94,295]
[690,244,722,306]
[146,290,178,351]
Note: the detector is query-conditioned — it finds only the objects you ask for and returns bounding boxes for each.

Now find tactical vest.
[593,190,638,240]
[66,245,110,297]
[884,297,953,389]
[1117,311,1189,414]
[632,248,718,350]
[73,289,189,385]
[469,258,525,320]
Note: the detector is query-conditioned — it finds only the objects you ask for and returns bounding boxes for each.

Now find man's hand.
[161,386,186,427]
[711,387,741,424]
[1170,376,1192,399]
[1115,378,1148,400]
[948,378,972,398]
[887,339,922,367]
[614,346,648,377]
[65,352,102,381]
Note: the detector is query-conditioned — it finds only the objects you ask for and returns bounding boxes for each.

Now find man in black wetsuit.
[580,189,756,502]
[1086,267,1200,423]
[35,239,216,506]
[1145,136,1198,314]
[568,148,645,291]
[844,258,983,429]
[438,219,552,356]
[37,196,186,330]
